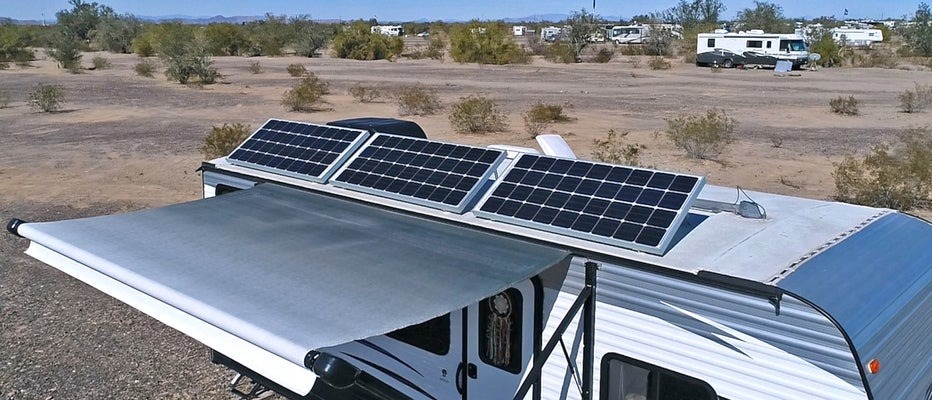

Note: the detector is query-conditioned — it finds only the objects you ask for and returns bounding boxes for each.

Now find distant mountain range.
[5,13,627,25]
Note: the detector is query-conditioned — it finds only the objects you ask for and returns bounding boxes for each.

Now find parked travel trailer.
[513,25,527,36]
[609,25,650,44]
[541,26,563,42]
[8,117,931,400]
[831,27,884,47]
[697,30,810,68]
[370,25,404,36]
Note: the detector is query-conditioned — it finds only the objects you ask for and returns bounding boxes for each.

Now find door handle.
[467,363,477,379]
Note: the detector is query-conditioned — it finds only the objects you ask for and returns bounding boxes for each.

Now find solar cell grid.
[331,134,505,213]
[475,154,704,254]
[227,119,369,183]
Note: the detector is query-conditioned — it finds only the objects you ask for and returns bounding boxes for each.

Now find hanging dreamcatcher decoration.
[485,291,513,367]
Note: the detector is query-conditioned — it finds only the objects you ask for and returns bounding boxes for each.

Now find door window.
[478,288,523,373]
[707,38,715,47]
[601,354,717,400]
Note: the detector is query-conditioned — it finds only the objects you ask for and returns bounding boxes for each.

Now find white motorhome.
[371,25,404,37]
[696,30,810,68]
[541,26,562,42]
[609,25,650,44]
[8,117,931,400]
[513,25,527,36]
[831,27,884,47]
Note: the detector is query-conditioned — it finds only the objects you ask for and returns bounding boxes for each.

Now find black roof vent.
[327,117,427,139]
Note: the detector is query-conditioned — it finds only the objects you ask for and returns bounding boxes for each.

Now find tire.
[723,59,734,68]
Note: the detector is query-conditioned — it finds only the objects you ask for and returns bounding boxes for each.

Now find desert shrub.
[134,59,157,77]
[132,27,156,57]
[0,61,7,70]
[523,112,551,137]
[665,108,737,160]
[93,12,143,54]
[286,63,307,77]
[834,127,932,210]
[808,30,843,67]
[291,16,332,58]
[204,23,249,56]
[91,55,111,70]
[396,85,441,116]
[449,21,529,64]
[47,34,83,72]
[643,28,677,56]
[0,89,9,108]
[525,102,572,123]
[899,83,932,113]
[592,47,615,63]
[281,72,329,112]
[349,83,383,103]
[829,96,861,115]
[618,45,646,56]
[331,22,404,61]
[648,56,672,70]
[426,33,447,61]
[591,129,645,166]
[201,123,251,159]
[149,23,220,84]
[902,3,932,56]
[448,95,508,134]
[545,42,577,63]
[240,15,291,57]
[0,24,35,64]
[28,83,65,112]
[248,60,263,74]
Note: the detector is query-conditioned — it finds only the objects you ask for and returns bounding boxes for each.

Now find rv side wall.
[535,257,868,400]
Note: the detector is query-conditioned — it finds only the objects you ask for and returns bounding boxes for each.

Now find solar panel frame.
[226,118,370,183]
[473,154,706,255]
[330,133,506,214]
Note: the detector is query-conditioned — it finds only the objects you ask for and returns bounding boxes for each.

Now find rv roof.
[209,159,888,285]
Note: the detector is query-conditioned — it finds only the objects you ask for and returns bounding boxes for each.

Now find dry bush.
[396,85,441,116]
[349,83,383,103]
[665,108,737,160]
[648,56,672,70]
[134,59,157,77]
[525,102,572,124]
[523,113,551,137]
[28,83,65,112]
[91,56,111,70]
[286,63,307,77]
[201,123,251,159]
[829,96,861,115]
[899,83,932,113]
[618,45,646,56]
[281,73,329,112]
[630,57,642,69]
[248,61,263,74]
[591,129,645,166]
[834,127,932,210]
[591,47,615,63]
[545,42,577,63]
[448,95,508,134]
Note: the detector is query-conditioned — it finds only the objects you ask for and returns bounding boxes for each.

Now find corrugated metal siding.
[538,258,866,399]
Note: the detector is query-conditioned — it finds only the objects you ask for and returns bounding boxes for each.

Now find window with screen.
[707,38,715,47]
[386,313,450,355]
[478,288,523,373]
[601,354,717,400]
[747,40,763,48]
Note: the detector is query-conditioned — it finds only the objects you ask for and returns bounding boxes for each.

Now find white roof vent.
[536,134,577,159]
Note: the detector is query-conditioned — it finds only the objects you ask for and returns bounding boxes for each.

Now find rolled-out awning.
[13,183,571,395]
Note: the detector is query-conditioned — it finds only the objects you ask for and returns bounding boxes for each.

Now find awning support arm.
[514,261,599,400]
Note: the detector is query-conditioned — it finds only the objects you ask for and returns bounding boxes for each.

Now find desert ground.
[1,48,930,399]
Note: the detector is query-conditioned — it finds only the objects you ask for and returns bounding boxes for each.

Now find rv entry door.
[463,279,538,398]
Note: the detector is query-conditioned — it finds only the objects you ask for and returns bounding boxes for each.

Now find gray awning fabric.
[17,183,571,389]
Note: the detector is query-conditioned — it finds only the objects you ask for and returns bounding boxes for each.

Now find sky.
[1,0,922,22]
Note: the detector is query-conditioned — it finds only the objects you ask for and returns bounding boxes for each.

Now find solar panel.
[331,134,506,213]
[227,119,370,183]
[473,154,705,254]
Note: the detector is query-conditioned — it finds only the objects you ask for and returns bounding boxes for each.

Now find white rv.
[696,30,810,68]
[541,26,562,42]
[8,117,931,400]
[513,25,527,36]
[609,25,650,44]
[831,27,884,47]
[371,25,404,37]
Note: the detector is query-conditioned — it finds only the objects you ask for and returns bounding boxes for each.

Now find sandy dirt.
[1,49,930,399]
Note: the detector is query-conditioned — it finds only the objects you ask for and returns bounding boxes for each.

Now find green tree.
[92,11,142,53]
[149,23,219,84]
[903,3,932,56]
[290,16,332,57]
[331,21,403,60]
[653,0,725,29]
[204,23,248,56]
[47,32,83,72]
[0,23,34,63]
[448,21,526,64]
[735,1,792,33]
[55,0,112,42]
[563,9,602,62]
[243,14,292,56]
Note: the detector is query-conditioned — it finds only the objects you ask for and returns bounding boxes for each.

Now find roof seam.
[766,210,889,285]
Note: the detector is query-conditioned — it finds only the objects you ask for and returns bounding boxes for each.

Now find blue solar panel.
[331,134,506,213]
[473,154,705,254]
[227,119,369,183]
